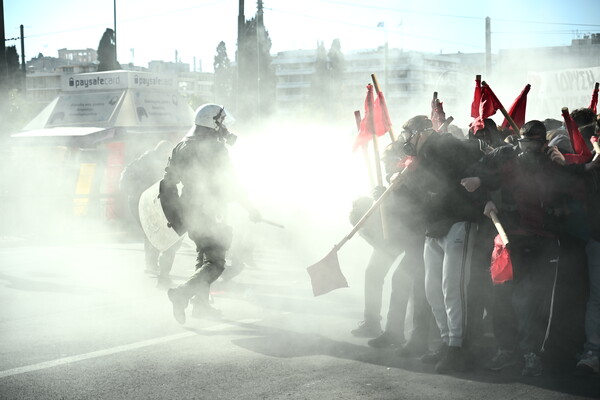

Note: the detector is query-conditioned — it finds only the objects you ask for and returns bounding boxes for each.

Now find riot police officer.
[164,104,261,324]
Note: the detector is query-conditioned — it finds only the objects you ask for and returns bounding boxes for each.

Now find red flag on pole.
[589,82,599,114]
[306,248,349,296]
[470,85,503,133]
[353,84,389,152]
[562,107,593,164]
[501,84,531,131]
[431,97,446,131]
[353,84,376,152]
[490,234,513,284]
[374,90,392,135]
[470,76,482,118]
[489,211,513,284]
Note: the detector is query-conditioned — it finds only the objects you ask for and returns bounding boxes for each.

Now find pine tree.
[236,17,276,121]
[213,41,233,107]
[97,29,121,72]
[5,46,22,91]
[327,39,346,121]
[309,41,329,118]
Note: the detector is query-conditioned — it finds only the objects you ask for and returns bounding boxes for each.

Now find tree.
[97,29,121,72]
[236,17,276,121]
[327,39,346,121]
[5,46,22,91]
[309,41,330,118]
[213,41,233,107]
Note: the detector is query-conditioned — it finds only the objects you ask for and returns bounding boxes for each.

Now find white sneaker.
[576,351,599,374]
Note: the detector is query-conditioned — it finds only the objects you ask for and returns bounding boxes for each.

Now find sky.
[4,0,600,72]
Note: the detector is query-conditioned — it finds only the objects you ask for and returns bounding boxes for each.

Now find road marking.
[0,318,260,379]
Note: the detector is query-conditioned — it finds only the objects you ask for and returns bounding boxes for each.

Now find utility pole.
[256,0,263,122]
[20,25,25,93]
[0,0,7,89]
[236,0,245,112]
[384,39,389,91]
[485,16,491,77]
[113,0,117,66]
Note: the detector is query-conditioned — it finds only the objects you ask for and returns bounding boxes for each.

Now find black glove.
[372,185,386,200]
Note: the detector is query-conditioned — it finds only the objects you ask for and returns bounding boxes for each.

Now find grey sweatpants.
[424,221,476,347]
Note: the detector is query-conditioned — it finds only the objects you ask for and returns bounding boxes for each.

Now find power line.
[314,0,483,21]
[493,30,598,35]
[15,0,229,40]
[494,17,600,27]
[266,7,484,50]
[311,0,600,27]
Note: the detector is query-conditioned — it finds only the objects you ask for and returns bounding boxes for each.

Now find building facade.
[272,46,461,121]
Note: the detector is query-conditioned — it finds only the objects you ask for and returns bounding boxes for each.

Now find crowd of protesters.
[349,89,600,378]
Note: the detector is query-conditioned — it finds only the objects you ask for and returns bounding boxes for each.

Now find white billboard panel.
[46,91,125,127]
[527,66,600,119]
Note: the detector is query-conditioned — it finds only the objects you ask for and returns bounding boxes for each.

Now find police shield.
[138,180,184,251]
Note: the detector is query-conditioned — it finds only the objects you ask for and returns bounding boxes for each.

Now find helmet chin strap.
[213,107,225,130]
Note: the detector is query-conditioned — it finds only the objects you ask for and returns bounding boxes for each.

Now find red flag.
[374,90,392,135]
[470,85,503,133]
[431,98,446,132]
[589,82,599,114]
[353,84,376,152]
[490,234,513,284]
[470,76,482,118]
[562,107,593,164]
[353,84,390,152]
[501,84,531,131]
[306,249,349,296]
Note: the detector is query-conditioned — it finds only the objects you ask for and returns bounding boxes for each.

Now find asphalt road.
[0,232,598,400]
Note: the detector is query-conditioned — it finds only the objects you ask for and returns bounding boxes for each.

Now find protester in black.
[473,120,582,376]
[399,115,485,374]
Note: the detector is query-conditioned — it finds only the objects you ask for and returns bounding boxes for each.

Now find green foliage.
[97,29,121,72]
[307,40,347,121]
[5,46,23,91]
[236,17,276,121]
[213,41,233,107]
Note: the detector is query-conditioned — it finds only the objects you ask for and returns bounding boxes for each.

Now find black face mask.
[403,132,421,157]
[517,151,545,170]
[218,126,237,146]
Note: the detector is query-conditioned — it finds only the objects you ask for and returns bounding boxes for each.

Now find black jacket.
[161,130,245,234]
[411,133,485,238]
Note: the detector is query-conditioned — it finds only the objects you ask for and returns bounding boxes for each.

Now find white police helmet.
[193,103,235,130]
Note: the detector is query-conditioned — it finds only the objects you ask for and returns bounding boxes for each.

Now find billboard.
[527,66,600,119]
[62,71,177,92]
[47,91,125,127]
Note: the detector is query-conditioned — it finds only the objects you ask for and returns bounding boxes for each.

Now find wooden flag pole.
[482,81,520,134]
[592,138,600,155]
[365,89,384,187]
[365,81,388,238]
[355,110,376,189]
[371,73,396,142]
[490,210,509,246]
[439,116,454,133]
[432,91,452,133]
[334,168,407,252]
